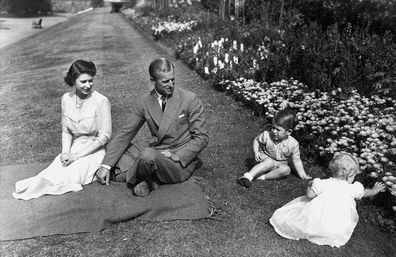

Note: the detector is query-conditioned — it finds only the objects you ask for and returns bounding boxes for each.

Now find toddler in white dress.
[269,152,386,247]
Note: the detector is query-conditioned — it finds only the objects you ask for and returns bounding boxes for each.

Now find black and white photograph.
[0,0,395,256]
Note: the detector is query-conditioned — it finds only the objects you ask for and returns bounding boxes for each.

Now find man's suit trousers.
[128,147,195,190]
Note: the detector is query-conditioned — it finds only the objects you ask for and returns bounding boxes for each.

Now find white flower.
[253,59,259,69]
[218,60,224,69]
[193,44,199,54]
[151,19,198,36]
[224,53,229,63]
[280,100,288,109]
[213,56,218,66]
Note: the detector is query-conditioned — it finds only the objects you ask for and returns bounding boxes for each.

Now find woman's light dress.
[269,178,364,247]
[12,90,111,200]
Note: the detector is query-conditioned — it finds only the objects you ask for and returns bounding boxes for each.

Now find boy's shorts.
[258,152,289,168]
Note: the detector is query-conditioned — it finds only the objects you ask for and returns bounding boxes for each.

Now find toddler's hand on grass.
[300,174,312,180]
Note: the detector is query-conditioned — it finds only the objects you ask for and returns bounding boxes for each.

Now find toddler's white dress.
[269,178,364,247]
[12,90,111,200]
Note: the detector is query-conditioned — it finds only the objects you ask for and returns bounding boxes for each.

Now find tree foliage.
[288,0,396,35]
[7,0,52,15]
[199,0,396,36]
[91,0,104,8]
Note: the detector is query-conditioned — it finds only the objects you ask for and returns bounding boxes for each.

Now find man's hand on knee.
[96,167,110,185]
[161,150,180,162]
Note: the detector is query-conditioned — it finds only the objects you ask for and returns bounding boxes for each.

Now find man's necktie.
[161,95,166,112]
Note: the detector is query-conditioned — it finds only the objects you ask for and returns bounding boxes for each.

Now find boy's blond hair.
[329,152,360,179]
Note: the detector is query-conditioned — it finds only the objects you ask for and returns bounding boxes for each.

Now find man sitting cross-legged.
[96,58,209,197]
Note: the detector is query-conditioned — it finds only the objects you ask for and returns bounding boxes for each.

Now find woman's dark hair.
[148,58,174,80]
[273,109,299,131]
[64,60,97,87]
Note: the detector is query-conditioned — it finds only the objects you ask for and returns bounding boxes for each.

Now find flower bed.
[217,78,396,193]
[176,36,260,81]
[123,8,198,40]
[152,20,198,39]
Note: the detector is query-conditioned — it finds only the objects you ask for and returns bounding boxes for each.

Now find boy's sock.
[243,172,253,181]
[256,174,266,180]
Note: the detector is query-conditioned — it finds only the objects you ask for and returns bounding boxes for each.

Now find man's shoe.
[238,176,252,188]
[133,181,150,197]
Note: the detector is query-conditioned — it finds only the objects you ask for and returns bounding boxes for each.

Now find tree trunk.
[227,0,231,19]
[219,0,225,21]
[279,0,284,26]
[235,0,239,19]
[164,0,169,13]
[242,0,245,25]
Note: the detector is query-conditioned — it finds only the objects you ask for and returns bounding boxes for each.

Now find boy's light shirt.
[256,130,300,163]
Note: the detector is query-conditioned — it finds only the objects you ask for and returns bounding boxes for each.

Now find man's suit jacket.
[102,87,209,172]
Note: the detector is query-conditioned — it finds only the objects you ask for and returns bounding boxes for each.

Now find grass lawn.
[0,7,395,257]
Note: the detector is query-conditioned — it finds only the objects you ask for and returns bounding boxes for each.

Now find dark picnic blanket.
[0,163,209,241]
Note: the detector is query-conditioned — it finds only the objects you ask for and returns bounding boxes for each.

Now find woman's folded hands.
[60,152,80,166]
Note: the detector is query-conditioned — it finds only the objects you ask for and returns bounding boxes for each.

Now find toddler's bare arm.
[363,182,386,198]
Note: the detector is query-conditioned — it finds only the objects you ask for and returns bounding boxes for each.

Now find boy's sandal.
[238,176,252,188]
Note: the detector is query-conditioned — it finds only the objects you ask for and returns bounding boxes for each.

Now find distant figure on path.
[238,109,311,188]
[269,152,386,247]
[96,58,209,197]
[13,60,112,200]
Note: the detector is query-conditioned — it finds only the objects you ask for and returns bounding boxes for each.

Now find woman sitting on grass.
[238,109,311,188]
[269,152,386,247]
[13,60,112,200]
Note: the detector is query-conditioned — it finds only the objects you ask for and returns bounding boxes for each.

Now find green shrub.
[283,22,396,96]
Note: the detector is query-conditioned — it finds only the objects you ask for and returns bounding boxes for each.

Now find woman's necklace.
[76,96,86,108]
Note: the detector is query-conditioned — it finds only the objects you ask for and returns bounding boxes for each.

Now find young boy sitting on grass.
[238,109,311,188]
